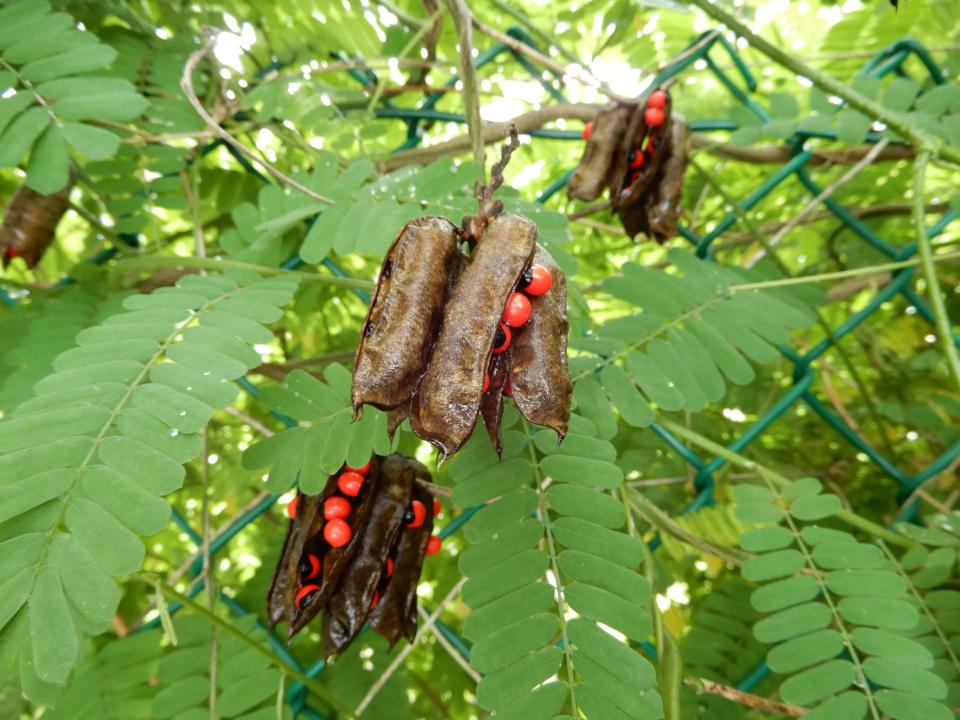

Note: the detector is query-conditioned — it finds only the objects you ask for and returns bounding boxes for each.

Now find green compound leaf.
[449,417,660,718]
[0,272,297,692]
[734,476,954,718]
[0,1,146,192]
[584,250,817,427]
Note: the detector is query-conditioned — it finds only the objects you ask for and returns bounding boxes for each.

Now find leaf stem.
[366,8,443,113]
[729,251,960,291]
[757,468,880,720]
[158,584,356,718]
[628,490,751,566]
[657,420,913,549]
[443,0,485,177]
[523,420,579,715]
[912,151,960,392]
[112,255,375,291]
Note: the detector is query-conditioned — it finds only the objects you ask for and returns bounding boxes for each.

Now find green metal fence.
[1,23,957,719]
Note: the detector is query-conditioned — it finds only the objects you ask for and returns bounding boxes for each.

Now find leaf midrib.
[572,289,730,383]
[28,282,254,607]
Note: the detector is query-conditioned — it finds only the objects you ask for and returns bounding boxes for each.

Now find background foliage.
[1,0,959,718]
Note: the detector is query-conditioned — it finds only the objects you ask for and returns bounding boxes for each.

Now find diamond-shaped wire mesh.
[2,26,956,719]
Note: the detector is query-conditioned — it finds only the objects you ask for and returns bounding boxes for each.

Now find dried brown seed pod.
[367,484,435,647]
[0,181,72,268]
[479,350,509,455]
[567,104,632,202]
[410,213,536,459]
[508,245,571,440]
[321,454,418,655]
[352,216,464,417]
[610,94,673,210]
[616,201,651,240]
[267,457,386,638]
[644,115,691,243]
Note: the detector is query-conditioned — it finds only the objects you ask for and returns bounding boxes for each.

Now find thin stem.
[657,420,914,549]
[486,0,581,66]
[366,9,443,113]
[685,0,960,165]
[180,166,206,260]
[747,139,891,267]
[180,42,335,205]
[471,17,629,103]
[416,605,480,681]
[628,490,751,566]
[878,541,960,679]
[157,584,356,718]
[443,0,485,177]
[913,151,960,392]
[729,252,960,291]
[353,578,467,716]
[522,420,579,715]
[371,0,425,27]
[687,677,807,716]
[757,469,880,720]
[200,429,218,719]
[112,255,375,291]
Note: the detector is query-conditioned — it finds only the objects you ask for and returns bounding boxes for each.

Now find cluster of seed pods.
[268,454,442,655]
[352,213,572,460]
[568,87,690,242]
[621,89,670,194]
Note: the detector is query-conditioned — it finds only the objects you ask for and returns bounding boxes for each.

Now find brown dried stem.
[687,677,807,716]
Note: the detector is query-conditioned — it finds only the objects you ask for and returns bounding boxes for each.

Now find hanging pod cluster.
[352,208,572,460]
[569,88,691,242]
[268,453,442,654]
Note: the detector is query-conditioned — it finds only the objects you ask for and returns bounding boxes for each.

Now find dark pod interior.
[267,454,437,656]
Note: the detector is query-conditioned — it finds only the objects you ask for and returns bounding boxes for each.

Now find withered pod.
[352,217,464,417]
[268,454,436,656]
[410,213,536,458]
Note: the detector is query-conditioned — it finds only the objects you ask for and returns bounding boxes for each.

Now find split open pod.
[267,454,438,655]
[352,211,571,461]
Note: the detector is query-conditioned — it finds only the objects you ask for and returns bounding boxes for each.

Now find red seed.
[338,471,365,497]
[324,518,352,547]
[482,372,490,394]
[582,121,594,141]
[433,499,442,516]
[491,322,511,353]
[304,553,321,580]
[522,265,553,296]
[645,107,665,127]
[295,584,320,610]
[647,90,668,110]
[286,496,300,520]
[324,496,351,520]
[346,459,372,474]
[503,377,512,397]
[426,535,442,556]
[502,292,532,328]
[629,150,645,169]
[386,557,395,577]
[406,499,426,528]
[370,591,380,610]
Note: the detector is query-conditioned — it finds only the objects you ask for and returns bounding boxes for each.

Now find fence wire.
[1,23,957,719]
